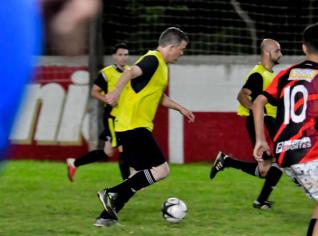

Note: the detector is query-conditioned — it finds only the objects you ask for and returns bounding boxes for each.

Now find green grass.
[0,160,314,236]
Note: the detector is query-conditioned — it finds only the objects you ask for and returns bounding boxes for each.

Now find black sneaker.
[253,200,273,210]
[210,151,228,179]
[97,189,118,220]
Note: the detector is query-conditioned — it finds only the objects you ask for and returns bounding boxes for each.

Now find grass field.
[0,160,314,236]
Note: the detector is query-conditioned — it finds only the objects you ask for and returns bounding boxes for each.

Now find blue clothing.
[0,0,42,161]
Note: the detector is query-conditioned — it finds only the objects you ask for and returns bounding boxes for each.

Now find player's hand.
[105,91,119,106]
[253,140,270,162]
[179,108,195,123]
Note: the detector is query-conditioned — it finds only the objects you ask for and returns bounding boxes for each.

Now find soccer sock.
[118,152,130,180]
[307,218,317,236]
[115,190,135,212]
[225,157,258,176]
[74,150,108,167]
[107,169,155,212]
[99,210,113,219]
[256,164,282,203]
[98,190,135,219]
[108,169,156,194]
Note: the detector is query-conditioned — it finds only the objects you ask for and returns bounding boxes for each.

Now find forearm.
[91,85,107,103]
[161,94,184,111]
[91,90,105,103]
[113,70,132,95]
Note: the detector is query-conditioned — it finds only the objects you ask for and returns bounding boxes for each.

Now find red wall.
[184,112,254,163]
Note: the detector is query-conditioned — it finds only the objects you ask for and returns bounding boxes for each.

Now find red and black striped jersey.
[263,60,318,167]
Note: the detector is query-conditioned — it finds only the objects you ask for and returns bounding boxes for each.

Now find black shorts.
[116,128,166,171]
[99,114,118,147]
[246,115,276,160]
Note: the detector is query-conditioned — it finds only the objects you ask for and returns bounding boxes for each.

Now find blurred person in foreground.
[253,23,318,236]
[0,0,100,164]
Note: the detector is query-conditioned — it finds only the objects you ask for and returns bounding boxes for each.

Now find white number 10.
[283,85,308,124]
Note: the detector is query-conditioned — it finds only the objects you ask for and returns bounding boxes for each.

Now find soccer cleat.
[94,217,118,227]
[97,189,118,220]
[253,200,273,210]
[66,158,76,182]
[210,151,228,179]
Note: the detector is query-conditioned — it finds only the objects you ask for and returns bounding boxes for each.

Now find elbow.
[237,92,243,104]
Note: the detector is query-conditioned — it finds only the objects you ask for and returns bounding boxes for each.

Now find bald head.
[260,38,282,66]
[260,39,280,54]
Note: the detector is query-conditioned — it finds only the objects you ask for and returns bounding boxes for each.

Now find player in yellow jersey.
[210,39,283,209]
[66,43,130,182]
[95,27,194,227]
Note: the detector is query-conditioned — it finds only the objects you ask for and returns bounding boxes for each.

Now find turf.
[0,160,314,236]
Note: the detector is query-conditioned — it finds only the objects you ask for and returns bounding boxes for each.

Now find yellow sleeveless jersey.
[100,65,129,117]
[115,50,168,132]
[237,64,277,118]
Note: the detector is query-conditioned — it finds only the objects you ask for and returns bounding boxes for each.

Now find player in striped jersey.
[253,23,318,236]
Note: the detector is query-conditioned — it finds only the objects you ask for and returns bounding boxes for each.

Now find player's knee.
[105,150,114,157]
[259,169,267,178]
[104,143,115,157]
[151,163,170,181]
[160,164,170,179]
[257,160,272,178]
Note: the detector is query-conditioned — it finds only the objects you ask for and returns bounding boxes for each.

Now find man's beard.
[273,59,280,65]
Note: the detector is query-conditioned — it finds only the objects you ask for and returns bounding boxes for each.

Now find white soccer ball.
[161,197,187,223]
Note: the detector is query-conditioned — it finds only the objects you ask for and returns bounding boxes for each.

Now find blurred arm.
[160,94,195,123]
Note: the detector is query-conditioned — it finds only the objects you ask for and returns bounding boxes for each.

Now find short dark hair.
[158,27,189,47]
[112,43,128,54]
[303,23,318,53]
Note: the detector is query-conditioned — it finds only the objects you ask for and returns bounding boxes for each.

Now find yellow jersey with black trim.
[237,64,277,118]
[100,65,129,117]
[115,50,168,132]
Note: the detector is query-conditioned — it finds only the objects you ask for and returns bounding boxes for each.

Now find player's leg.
[285,161,318,235]
[66,148,109,182]
[307,204,318,236]
[253,117,283,209]
[118,148,130,180]
[253,161,282,209]
[210,116,261,179]
[210,151,259,179]
[97,128,167,221]
[67,116,113,181]
[106,116,130,179]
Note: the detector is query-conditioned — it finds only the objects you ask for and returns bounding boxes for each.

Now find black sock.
[98,190,135,219]
[107,170,155,213]
[99,210,113,219]
[74,150,108,167]
[256,164,282,203]
[109,169,156,195]
[225,157,258,176]
[115,190,135,212]
[307,218,317,236]
[118,152,130,180]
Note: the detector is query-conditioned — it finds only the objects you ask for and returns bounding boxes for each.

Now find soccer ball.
[161,197,187,223]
